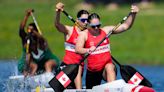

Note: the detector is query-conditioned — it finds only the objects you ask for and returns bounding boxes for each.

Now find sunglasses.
[89,23,101,29]
[78,18,88,23]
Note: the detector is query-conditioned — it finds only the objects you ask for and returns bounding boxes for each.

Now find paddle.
[112,56,152,87]
[31,10,42,35]
[49,10,129,91]
[61,10,153,87]
[24,34,31,75]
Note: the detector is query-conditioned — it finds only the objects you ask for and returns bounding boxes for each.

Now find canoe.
[31,79,154,92]
[8,74,155,92]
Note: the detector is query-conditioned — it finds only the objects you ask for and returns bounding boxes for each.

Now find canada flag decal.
[56,71,71,88]
[128,72,144,85]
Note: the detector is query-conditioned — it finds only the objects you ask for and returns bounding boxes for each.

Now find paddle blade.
[49,64,79,92]
[120,65,152,87]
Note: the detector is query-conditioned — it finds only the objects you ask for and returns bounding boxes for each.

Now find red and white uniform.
[85,29,112,72]
[63,26,83,64]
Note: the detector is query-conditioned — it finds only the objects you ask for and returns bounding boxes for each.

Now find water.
[0,60,164,92]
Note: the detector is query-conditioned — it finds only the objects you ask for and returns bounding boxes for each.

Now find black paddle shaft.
[62,10,76,23]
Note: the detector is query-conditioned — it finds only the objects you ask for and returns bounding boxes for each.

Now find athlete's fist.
[56,2,64,11]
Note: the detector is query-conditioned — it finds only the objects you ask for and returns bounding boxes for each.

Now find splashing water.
[0,60,54,92]
[0,61,30,92]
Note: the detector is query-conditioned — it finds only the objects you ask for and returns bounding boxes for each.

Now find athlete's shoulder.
[65,25,74,35]
[80,29,88,35]
[77,29,87,39]
[65,25,73,31]
[102,26,114,31]
[101,26,115,34]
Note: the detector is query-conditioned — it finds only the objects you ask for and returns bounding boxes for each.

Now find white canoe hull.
[8,75,154,92]
[31,79,153,92]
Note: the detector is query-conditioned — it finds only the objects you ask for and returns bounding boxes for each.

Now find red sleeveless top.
[63,26,83,64]
[85,29,112,71]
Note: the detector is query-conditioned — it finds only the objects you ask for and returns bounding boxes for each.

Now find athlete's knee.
[45,60,56,67]
[105,63,115,72]
[30,63,38,70]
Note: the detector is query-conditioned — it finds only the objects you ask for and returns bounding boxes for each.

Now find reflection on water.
[0,60,164,92]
